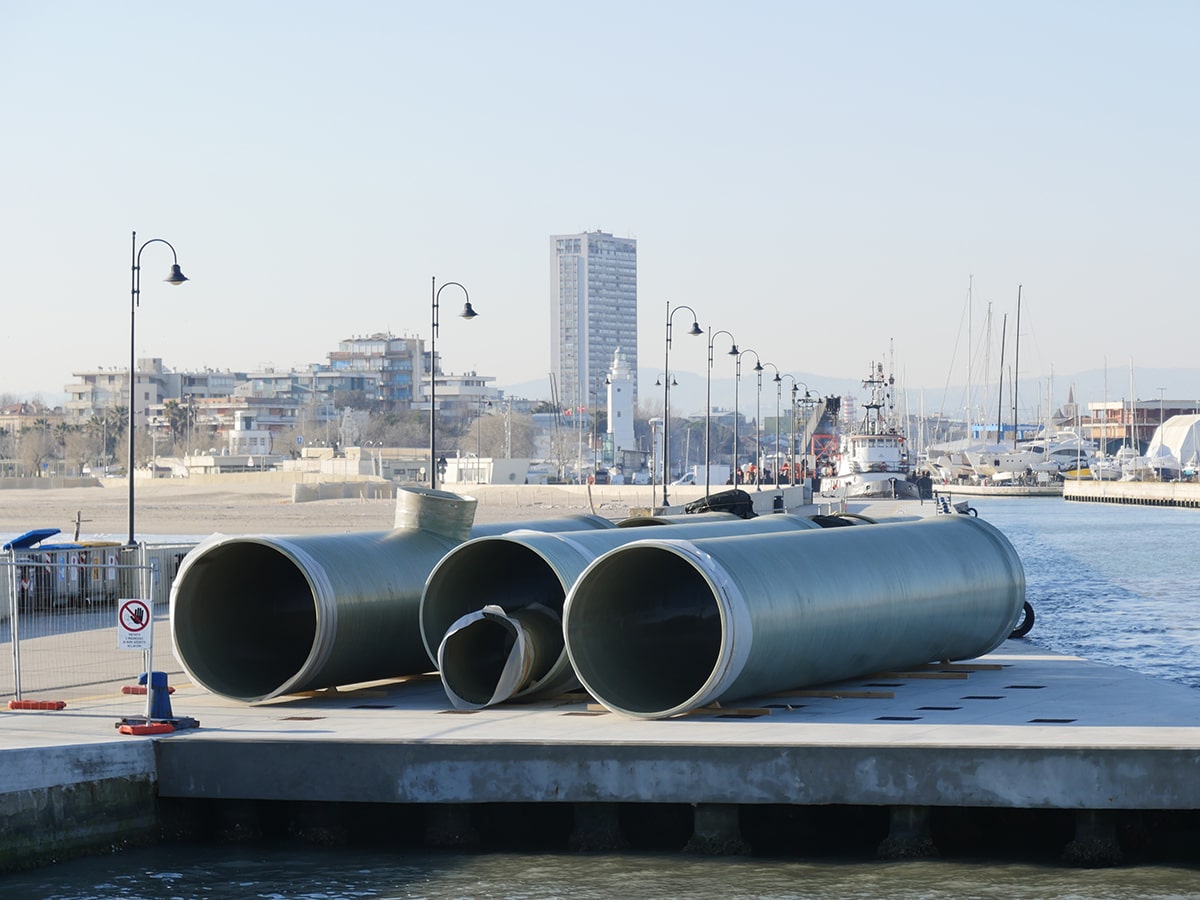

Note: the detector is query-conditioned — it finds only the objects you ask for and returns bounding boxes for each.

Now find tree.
[63,427,91,475]
[476,409,535,458]
[162,399,196,450]
[18,423,56,476]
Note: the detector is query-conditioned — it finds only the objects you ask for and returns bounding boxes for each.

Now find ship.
[821,361,922,501]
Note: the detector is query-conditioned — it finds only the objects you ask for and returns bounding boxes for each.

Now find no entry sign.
[117,598,153,650]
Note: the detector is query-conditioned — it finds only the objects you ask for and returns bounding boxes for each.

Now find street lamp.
[429,277,477,490]
[760,362,781,488]
[781,376,808,486]
[127,231,188,546]
[365,440,382,478]
[593,375,610,477]
[733,348,761,485]
[476,396,492,484]
[705,329,738,495]
[663,301,702,505]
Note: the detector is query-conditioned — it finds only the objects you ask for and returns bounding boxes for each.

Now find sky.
[2,1,1198,417]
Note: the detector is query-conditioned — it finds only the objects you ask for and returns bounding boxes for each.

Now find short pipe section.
[564,515,1026,719]
[438,603,563,708]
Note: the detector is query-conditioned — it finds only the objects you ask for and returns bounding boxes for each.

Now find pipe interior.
[423,541,564,658]
[440,616,519,706]
[567,545,721,715]
[173,542,317,700]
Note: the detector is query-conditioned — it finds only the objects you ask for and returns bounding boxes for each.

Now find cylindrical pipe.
[616,512,740,527]
[170,487,613,703]
[563,515,1026,719]
[423,515,822,707]
[437,602,563,709]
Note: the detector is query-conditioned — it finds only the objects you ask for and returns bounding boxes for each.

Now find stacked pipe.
[562,515,1026,719]
[169,487,612,703]
[421,514,823,708]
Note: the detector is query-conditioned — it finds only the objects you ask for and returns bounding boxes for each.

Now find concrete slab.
[4,642,1199,812]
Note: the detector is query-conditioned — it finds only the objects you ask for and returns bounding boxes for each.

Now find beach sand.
[0,479,672,540]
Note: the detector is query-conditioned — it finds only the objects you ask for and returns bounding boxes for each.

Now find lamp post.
[733,348,761,486]
[663,301,702,505]
[476,396,492,483]
[127,231,188,546]
[364,440,381,478]
[654,372,678,487]
[781,376,807,486]
[429,277,477,490]
[592,375,610,477]
[760,363,781,488]
[705,329,738,495]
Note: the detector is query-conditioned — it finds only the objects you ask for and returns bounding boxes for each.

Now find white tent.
[1145,414,1200,473]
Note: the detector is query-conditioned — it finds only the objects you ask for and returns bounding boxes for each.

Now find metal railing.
[2,543,196,707]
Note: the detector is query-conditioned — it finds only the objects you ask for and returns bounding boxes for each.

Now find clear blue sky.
[2,1,1197,413]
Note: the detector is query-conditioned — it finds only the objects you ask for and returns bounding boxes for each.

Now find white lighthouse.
[607,347,635,457]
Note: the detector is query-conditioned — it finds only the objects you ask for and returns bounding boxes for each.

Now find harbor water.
[4,498,1200,899]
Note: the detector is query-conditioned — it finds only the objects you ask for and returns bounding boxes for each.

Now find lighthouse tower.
[607,347,635,458]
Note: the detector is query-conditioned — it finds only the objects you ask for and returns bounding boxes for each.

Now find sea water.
[4,498,1200,899]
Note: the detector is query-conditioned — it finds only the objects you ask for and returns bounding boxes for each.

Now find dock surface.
[6,641,1200,810]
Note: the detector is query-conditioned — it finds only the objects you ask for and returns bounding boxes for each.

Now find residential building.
[418,369,498,419]
[326,333,422,408]
[227,410,273,456]
[550,230,638,415]
[60,328,496,447]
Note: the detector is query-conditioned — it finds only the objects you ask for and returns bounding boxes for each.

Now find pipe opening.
[421,541,565,663]
[172,541,316,701]
[566,545,722,715]
[441,614,523,705]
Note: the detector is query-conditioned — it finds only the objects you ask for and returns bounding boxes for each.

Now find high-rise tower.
[550,231,638,413]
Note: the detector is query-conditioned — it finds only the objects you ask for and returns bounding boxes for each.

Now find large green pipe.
[422,514,823,708]
[563,515,1026,719]
[170,487,612,702]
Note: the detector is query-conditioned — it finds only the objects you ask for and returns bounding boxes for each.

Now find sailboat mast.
[995,313,1007,445]
[1013,285,1022,449]
[967,277,974,443]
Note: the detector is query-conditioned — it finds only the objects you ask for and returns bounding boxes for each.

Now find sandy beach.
[0,479,683,540]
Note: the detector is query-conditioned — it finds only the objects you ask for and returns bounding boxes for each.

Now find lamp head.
[164,264,188,285]
[688,321,702,336]
[727,343,739,356]
[754,361,763,373]
[460,301,478,320]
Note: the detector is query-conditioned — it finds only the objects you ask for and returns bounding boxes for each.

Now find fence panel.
[2,542,196,714]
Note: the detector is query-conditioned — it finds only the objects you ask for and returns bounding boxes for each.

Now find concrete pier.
[1064,479,1200,508]
[3,642,1200,871]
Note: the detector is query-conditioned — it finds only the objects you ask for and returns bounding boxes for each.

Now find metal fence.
[2,542,197,711]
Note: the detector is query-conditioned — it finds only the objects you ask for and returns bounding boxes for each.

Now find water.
[5,846,1200,899]
[972,498,1200,690]
[5,499,1200,898]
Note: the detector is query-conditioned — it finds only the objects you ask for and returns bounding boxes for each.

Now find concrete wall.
[1065,480,1200,508]
[0,744,157,871]
[0,477,101,490]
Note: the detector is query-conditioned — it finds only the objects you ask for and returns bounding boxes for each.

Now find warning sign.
[117,598,153,650]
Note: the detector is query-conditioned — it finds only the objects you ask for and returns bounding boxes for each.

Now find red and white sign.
[117,598,153,650]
